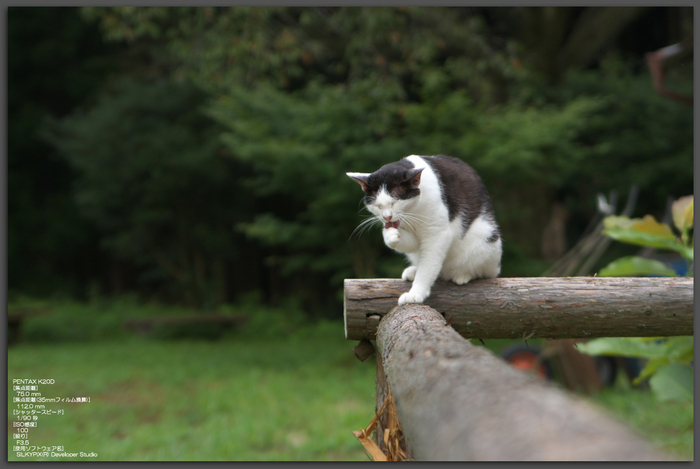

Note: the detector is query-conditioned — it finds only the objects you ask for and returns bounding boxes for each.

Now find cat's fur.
[348,155,502,305]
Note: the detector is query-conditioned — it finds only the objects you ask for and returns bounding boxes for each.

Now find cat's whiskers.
[399,212,429,233]
[350,215,383,240]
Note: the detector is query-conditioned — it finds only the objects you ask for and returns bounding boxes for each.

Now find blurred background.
[7,7,693,461]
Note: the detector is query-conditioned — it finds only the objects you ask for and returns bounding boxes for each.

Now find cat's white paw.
[452,274,473,285]
[401,266,417,282]
[383,227,400,249]
[398,287,430,305]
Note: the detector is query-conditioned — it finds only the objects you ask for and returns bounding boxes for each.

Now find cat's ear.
[346,172,371,191]
[405,168,424,188]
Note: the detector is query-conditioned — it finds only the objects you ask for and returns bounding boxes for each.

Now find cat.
[348,154,502,305]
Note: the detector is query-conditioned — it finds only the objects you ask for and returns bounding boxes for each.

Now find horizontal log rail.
[376,304,672,461]
[344,277,693,341]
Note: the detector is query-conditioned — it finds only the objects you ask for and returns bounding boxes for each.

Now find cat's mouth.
[384,221,400,229]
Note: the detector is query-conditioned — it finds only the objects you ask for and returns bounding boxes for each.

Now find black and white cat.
[348,155,502,305]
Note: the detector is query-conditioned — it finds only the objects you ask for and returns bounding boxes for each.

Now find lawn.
[8,322,376,461]
[7,315,693,461]
[592,386,693,460]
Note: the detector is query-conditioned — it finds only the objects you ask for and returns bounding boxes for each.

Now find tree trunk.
[375,303,672,461]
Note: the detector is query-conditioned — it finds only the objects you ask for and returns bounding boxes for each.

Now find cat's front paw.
[401,266,417,282]
[398,287,430,305]
[383,227,400,249]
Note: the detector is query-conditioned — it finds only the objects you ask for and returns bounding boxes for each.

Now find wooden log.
[352,339,375,362]
[344,277,693,340]
[376,304,673,461]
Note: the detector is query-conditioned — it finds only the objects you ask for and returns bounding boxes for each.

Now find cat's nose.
[383,211,393,221]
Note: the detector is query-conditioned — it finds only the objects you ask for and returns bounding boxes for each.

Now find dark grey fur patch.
[424,155,498,237]
[487,230,500,243]
[361,159,422,202]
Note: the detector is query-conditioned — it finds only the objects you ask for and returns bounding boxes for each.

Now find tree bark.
[519,7,647,83]
[556,7,647,72]
[376,304,672,461]
[344,277,693,341]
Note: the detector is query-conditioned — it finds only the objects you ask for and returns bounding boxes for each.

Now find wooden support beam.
[376,304,673,461]
[344,277,693,340]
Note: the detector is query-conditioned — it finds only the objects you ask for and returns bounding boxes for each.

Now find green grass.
[591,387,693,460]
[8,299,693,461]
[8,322,377,461]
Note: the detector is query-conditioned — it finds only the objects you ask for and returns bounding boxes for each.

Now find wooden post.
[375,304,672,461]
[345,277,693,340]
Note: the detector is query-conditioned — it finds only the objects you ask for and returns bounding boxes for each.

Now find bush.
[12,294,313,344]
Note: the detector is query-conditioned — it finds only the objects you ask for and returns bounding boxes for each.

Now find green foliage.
[579,336,692,363]
[204,79,613,283]
[592,388,692,459]
[598,256,677,277]
[83,7,517,103]
[8,7,122,297]
[582,196,694,403]
[82,6,171,42]
[537,64,694,212]
[649,362,694,403]
[579,337,693,403]
[12,293,313,344]
[603,212,693,261]
[21,7,694,311]
[219,292,308,339]
[598,195,693,278]
[207,82,410,284]
[15,296,187,343]
[449,96,606,187]
[43,78,250,306]
[672,195,694,246]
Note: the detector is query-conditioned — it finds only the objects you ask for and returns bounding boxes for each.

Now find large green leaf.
[598,256,677,277]
[633,356,670,385]
[649,362,694,402]
[672,195,694,248]
[603,215,638,230]
[672,195,694,234]
[578,337,671,359]
[603,215,694,260]
[663,336,695,362]
[579,336,693,360]
[582,336,694,389]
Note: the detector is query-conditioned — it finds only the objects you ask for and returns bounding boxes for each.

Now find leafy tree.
[77,7,529,301]
[33,7,693,311]
[82,7,518,102]
[8,7,123,297]
[43,79,252,308]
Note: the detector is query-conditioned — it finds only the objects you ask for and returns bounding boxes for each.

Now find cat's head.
[347,160,423,229]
